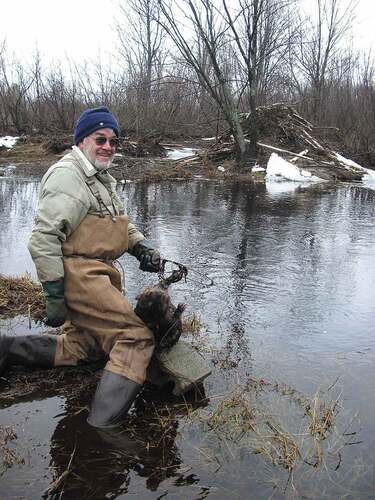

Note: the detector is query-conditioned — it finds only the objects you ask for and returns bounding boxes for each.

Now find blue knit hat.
[73,106,120,145]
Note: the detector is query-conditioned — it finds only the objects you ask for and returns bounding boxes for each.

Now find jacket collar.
[71,145,98,177]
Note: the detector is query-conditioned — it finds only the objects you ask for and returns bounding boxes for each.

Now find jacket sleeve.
[127,222,145,251]
[28,167,91,282]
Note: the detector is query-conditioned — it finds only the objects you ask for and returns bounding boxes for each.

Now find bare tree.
[116,0,166,135]
[157,0,253,166]
[221,0,295,157]
[156,0,296,165]
[291,0,356,122]
[0,46,34,133]
[27,47,44,132]
[43,65,75,131]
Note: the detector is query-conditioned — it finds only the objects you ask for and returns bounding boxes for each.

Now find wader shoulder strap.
[85,177,111,217]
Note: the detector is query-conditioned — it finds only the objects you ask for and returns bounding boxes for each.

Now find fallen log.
[257,142,331,164]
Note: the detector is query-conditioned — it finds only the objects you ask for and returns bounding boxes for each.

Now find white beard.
[81,143,113,170]
[94,157,113,170]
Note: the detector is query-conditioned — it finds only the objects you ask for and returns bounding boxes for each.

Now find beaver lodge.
[170,103,367,182]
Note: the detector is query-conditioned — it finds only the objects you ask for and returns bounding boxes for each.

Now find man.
[1,106,163,428]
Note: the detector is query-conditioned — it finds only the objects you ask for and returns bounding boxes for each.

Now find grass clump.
[0,426,25,470]
[191,379,355,475]
[182,313,203,335]
[0,273,45,320]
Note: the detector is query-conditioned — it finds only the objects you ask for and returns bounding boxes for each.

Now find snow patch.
[166,148,197,160]
[361,167,375,189]
[252,165,265,172]
[0,136,19,148]
[217,166,225,172]
[266,153,322,182]
[335,153,362,170]
[335,152,375,184]
[362,168,375,179]
[201,137,216,141]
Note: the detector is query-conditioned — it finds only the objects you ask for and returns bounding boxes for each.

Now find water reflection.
[0,179,39,276]
[2,177,375,361]
[122,182,375,354]
[1,178,375,497]
[47,386,207,498]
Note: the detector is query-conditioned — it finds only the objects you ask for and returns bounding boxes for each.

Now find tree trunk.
[247,83,258,161]
[219,77,250,168]
[231,112,250,167]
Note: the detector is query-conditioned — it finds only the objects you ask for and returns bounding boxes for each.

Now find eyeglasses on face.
[94,136,120,148]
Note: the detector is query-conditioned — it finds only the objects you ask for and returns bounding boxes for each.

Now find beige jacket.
[28,146,144,282]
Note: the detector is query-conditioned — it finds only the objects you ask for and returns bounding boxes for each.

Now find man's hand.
[139,249,161,273]
[130,240,161,273]
[42,279,68,327]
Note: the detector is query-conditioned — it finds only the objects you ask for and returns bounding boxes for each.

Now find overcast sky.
[1,0,116,62]
[0,0,374,63]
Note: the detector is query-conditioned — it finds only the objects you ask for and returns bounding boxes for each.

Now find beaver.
[134,286,186,351]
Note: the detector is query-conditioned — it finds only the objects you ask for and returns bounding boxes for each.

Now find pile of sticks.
[173,104,365,181]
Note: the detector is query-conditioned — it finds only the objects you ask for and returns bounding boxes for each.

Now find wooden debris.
[43,135,72,154]
[171,103,365,181]
[121,137,167,157]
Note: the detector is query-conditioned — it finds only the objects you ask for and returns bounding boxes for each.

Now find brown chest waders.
[53,176,154,427]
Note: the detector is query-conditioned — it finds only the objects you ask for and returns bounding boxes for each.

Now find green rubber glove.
[42,279,68,327]
[130,240,161,273]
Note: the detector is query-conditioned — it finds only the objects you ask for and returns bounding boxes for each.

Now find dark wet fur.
[134,287,186,350]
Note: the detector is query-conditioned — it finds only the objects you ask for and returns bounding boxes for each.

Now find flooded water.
[1,176,375,498]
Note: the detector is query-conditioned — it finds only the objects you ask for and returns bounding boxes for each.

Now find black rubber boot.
[87,370,142,428]
[0,334,57,375]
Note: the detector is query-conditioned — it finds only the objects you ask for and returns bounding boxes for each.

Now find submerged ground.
[1,164,375,498]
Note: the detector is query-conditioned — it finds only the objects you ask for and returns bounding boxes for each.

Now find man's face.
[79,128,118,170]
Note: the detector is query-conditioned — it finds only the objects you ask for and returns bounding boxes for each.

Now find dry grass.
[304,389,341,467]
[205,388,256,440]
[182,313,203,335]
[0,426,25,470]
[0,141,50,161]
[0,273,45,320]
[192,387,303,472]
[45,445,76,496]
[187,380,352,475]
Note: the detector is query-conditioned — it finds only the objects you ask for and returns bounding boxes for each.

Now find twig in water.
[45,443,77,496]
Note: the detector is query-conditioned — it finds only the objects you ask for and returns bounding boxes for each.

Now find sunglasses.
[94,136,120,148]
